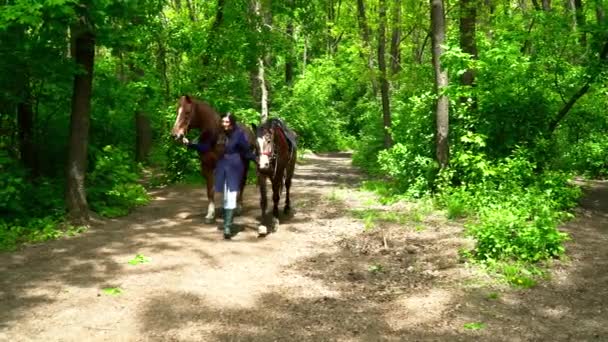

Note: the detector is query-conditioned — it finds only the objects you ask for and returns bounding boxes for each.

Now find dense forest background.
[1,0,606,278]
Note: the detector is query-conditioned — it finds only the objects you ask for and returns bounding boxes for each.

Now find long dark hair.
[222,112,237,129]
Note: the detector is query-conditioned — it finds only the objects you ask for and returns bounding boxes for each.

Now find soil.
[1,153,606,341]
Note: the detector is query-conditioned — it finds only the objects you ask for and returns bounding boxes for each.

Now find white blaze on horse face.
[172,105,185,137]
[258,136,270,169]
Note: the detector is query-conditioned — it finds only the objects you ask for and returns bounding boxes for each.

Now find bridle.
[259,126,281,178]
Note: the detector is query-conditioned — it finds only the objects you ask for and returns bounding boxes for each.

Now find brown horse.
[251,118,297,234]
[171,95,255,223]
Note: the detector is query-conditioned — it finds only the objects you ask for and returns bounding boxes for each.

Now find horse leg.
[235,161,249,216]
[284,152,296,215]
[270,171,284,232]
[257,174,269,236]
[203,169,216,224]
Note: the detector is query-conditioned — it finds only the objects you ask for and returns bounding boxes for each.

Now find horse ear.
[184,95,192,103]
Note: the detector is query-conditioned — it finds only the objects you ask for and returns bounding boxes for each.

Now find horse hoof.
[258,225,268,236]
[272,218,280,232]
[204,217,215,224]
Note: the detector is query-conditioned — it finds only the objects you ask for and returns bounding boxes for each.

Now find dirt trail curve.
[1,153,607,342]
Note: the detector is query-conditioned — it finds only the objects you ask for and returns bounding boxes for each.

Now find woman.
[186,113,256,239]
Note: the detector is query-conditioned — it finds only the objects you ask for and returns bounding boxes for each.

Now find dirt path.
[1,154,606,341]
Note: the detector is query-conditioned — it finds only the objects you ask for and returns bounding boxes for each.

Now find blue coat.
[189,127,255,192]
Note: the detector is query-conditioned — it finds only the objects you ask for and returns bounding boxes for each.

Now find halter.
[260,124,287,179]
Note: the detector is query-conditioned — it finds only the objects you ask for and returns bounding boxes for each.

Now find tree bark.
[135,112,152,162]
[574,0,587,46]
[285,0,295,87]
[357,0,378,92]
[250,0,270,120]
[65,23,95,225]
[390,0,402,75]
[430,0,450,169]
[378,0,393,148]
[17,96,36,176]
[459,0,478,105]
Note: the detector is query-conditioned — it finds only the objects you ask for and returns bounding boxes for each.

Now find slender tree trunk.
[430,0,450,169]
[17,95,36,175]
[135,112,152,162]
[542,0,551,11]
[357,0,378,91]
[459,0,478,105]
[549,40,608,133]
[574,0,587,46]
[251,0,270,120]
[378,0,393,148]
[390,0,402,75]
[65,22,95,225]
[285,0,295,87]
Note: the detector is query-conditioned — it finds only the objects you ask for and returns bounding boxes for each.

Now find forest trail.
[1,153,607,341]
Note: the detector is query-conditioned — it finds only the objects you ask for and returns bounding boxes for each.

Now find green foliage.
[377,143,438,198]
[88,146,150,217]
[102,287,123,296]
[440,149,581,264]
[463,322,486,330]
[128,253,151,265]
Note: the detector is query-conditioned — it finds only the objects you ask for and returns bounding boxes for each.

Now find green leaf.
[463,322,486,330]
[128,253,150,265]
[102,287,123,296]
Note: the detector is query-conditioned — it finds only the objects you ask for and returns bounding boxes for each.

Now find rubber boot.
[223,209,234,240]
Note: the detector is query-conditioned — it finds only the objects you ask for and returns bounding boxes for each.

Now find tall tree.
[250,0,271,120]
[285,0,296,87]
[357,0,378,91]
[430,0,449,168]
[65,10,95,224]
[390,0,402,75]
[459,0,478,105]
[378,0,393,148]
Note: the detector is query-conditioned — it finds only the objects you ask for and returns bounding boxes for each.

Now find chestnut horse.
[251,118,297,234]
[171,95,255,223]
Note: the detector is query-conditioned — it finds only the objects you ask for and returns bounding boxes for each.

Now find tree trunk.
[390,0,402,75]
[258,58,269,121]
[357,0,378,92]
[66,23,95,225]
[574,0,587,46]
[378,0,393,148]
[17,97,36,176]
[459,0,478,104]
[136,112,152,162]
[250,0,270,120]
[285,1,295,87]
[430,0,449,169]
[542,0,551,11]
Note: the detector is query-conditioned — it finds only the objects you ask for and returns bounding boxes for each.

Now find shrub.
[88,145,150,217]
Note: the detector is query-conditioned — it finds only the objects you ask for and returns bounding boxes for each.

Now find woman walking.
[186,113,256,239]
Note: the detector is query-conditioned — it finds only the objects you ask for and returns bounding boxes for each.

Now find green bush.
[88,145,150,217]
[440,149,581,263]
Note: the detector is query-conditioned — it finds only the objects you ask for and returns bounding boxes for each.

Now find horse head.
[252,119,288,172]
[171,95,196,143]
